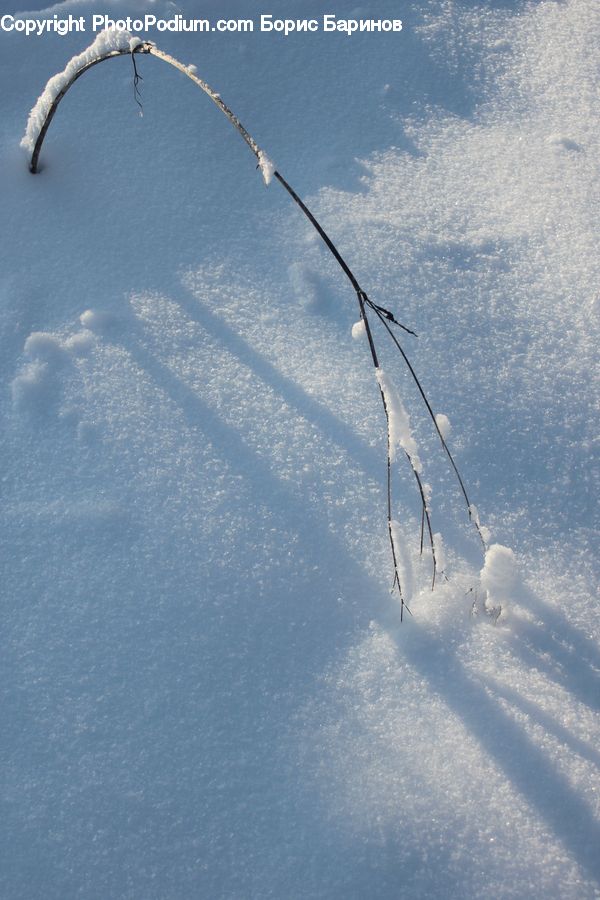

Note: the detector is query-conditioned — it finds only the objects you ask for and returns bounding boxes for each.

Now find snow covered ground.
[1,0,598,897]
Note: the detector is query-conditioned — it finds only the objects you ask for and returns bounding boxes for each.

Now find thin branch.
[146,45,262,159]
[28,46,146,173]
[362,294,417,337]
[370,305,487,549]
[131,49,144,115]
[408,455,437,590]
[24,35,487,608]
[356,292,409,619]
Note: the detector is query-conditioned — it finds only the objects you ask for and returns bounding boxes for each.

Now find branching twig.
[362,294,417,336]
[370,305,487,550]
[24,35,488,609]
[131,49,144,115]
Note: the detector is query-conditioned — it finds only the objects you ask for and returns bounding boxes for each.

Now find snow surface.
[1,0,599,898]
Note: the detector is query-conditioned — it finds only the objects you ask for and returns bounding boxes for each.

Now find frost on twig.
[258,150,275,186]
[21,30,141,160]
[22,29,492,613]
[375,368,422,470]
[373,365,436,607]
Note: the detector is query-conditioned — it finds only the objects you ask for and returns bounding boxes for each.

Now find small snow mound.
[258,150,275,186]
[187,64,198,75]
[21,29,134,153]
[24,331,68,365]
[64,331,95,357]
[375,367,422,471]
[479,543,517,618]
[351,319,366,340]
[11,361,50,411]
[435,413,451,439]
[79,309,115,333]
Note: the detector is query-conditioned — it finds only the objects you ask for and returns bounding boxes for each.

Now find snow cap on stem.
[21,29,135,153]
[375,367,422,471]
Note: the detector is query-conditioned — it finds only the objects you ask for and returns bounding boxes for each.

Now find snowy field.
[1,0,599,897]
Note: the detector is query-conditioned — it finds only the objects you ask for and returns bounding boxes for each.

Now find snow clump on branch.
[21,29,137,153]
[258,150,275,186]
[351,319,366,339]
[435,413,451,439]
[479,543,518,620]
[375,367,422,471]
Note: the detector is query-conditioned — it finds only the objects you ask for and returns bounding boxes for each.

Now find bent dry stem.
[25,36,486,614]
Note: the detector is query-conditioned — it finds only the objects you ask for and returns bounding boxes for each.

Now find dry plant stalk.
[24,34,487,617]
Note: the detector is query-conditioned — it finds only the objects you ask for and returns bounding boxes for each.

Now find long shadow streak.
[122,320,391,631]
[395,624,600,885]
[171,281,383,481]
[507,586,600,713]
[483,678,600,771]
[124,309,600,884]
